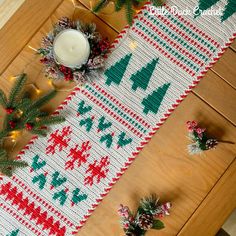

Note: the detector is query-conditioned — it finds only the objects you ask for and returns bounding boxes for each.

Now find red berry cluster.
[9,121,16,129]
[59,65,73,81]
[99,38,110,52]
[91,38,109,57]
[5,107,14,114]
[25,123,33,131]
[40,57,48,64]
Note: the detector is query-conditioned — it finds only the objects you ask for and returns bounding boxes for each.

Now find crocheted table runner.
[1,0,235,235]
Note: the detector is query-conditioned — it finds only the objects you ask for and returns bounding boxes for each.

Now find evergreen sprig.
[0,73,66,177]
[0,148,28,177]
[0,74,65,137]
[93,0,109,12]
[93,0,165,25]
[7,73,27,108]
[118,194,171,235]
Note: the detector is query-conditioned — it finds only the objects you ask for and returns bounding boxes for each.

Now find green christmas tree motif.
[31,155,46,172]
[105,53,132,86]
[50,171,67,190]
[130,58,159,91]
[53,189,68,206]
[71,188,88,206]
[100,133,113,148]
[117,132,132,148]
[221,0,236,21]
[194,0,220,17]
[79,116,94,132]
[32,173,47,190]
[142,83,170,115]
[7,229,19,236]
[97,116,112,132]
[77,100,92,116]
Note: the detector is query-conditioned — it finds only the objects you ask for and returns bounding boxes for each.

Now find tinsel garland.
[37,17,110,84]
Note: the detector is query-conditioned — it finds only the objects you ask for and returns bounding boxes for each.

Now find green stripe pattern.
[86,85,147,134]
[135,21,200,72]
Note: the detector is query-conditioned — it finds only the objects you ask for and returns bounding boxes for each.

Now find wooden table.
[0,1,236,235]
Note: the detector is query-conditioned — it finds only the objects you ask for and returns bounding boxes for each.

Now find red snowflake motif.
[65,141,91,170]
[46,126,72,155]
[84,156,110,186]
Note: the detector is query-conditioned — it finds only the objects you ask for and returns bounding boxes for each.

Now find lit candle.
[53,29,90,68]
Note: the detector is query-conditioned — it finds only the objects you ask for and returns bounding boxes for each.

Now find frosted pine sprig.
[186,120,218,155]
[118,195,171,235]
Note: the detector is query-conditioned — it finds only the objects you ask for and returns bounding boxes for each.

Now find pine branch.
[35,116,65,127]
[0,148,7,159]
[0,148,28,177]
[0,160,28,168]
[0,89,7,108]
[29,90,57,111]
[1,167,13,177]
[151,0,164,7]
[31,128,48,137]
[93,0,108,12]
[25,109,42,122]
[125,0,134,26]
[8,73,27,108]
[16,97,32,110]
[115,0,126,11]
[0,130,9,140]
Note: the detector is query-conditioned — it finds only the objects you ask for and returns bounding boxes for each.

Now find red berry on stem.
[9,121,16,129]
[5,108,14,114]
[25,123,33,131]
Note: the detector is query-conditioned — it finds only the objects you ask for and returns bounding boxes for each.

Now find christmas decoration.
[105,53,132,86]
[130,58,159,91]
[37,17,109,84]
[118,195,171,235]
[0,148,28,177]
[0,73,65,139]
[195,0,236,21]
[7,229,20,236]
[142,83,170,114]
[186,121,218,155]
[1,1,236,235]
[93,0,164,25]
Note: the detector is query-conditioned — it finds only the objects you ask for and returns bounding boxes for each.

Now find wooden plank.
[0,0,118,158]
[211,48,236,89]
[79,0,236,89]
[78,94,236,236]
[0,0,63,75]
[230,39,236,52]
[0,0,25,29]
[79,0,236,122]
[178,158,236,236]
[193,70,236,125]
[79,0,127,31]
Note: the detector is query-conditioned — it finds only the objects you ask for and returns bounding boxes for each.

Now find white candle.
[53,29,90,68]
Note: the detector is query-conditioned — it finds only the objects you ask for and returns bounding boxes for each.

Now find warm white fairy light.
[129,40,138,50]
[28,45,38,52]
[10,131,20,142]
[9,76,16,81]
[35,88,41,95]
[48,79,53,87]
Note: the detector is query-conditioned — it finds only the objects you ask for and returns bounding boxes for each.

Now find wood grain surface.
[0,0,25,29]
[0,1,235,235]
[178,158,236,236]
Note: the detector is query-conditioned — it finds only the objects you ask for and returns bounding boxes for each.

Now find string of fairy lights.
[1,0,139,147]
